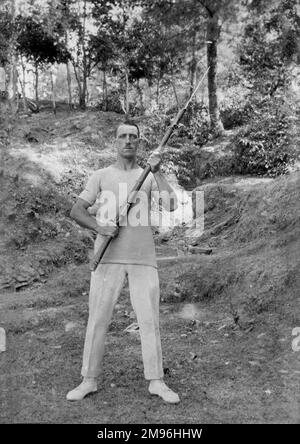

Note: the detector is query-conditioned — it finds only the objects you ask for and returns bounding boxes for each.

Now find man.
[66,121,180,404]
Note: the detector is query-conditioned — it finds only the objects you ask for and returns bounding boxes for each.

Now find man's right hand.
[70,198,119,238]
[96,223,119,238]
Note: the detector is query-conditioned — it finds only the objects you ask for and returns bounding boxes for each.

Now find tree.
[126,19,185,110]
[16,14,69,111]
[91,0,124,111]
[141,0,196,111]
[196,1,224,134]
[239,0,300,96]
[52,0,77,110]
[90,28,115,111]
[0,6,12,71]
[43,0,100,110]
[7,0,18,114]
[106,0,144,115]
[64,0,103,110]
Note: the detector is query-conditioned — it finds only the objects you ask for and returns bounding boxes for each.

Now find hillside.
[0,108,299,423]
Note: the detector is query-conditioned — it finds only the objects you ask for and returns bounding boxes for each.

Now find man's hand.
[148,150,162,173]
[96,221,119,238]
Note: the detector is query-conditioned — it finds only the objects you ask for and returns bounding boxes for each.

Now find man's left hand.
[148,150,162,173]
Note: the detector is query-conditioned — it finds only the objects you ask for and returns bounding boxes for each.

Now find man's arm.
[70,198,118,237]
[148,152,178,212]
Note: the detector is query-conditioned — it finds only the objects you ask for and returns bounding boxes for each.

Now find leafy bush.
[138,102,212,186]
[178,101,210,146]
[239,0,299,97]
[219,86,252,129]
[198,155,235,180]
[6,183,73,248]
[97,89,124,114]
[163,144,198,187]
[232,103,299,177]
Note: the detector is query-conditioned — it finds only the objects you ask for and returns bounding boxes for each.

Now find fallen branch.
[157,252,213,263]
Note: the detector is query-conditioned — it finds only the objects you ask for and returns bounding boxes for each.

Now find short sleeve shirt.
[79,165,158,268]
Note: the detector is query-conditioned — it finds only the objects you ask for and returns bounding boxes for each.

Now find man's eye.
[118,133,138,140]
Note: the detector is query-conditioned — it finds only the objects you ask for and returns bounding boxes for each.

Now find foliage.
[137,111,203,187]
[16,16,69,66]
[96,88,124,113]
[7,184,71,248]
[0,9,13,66]
[90,27,115,72]
[219,85,252,129]
[92,0,188,114]
[163,144,198,187]
[181,101,210,146]
[239,0,300,96]
[232,98,298,177]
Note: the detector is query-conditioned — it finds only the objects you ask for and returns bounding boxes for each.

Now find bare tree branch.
[197,0,214,17]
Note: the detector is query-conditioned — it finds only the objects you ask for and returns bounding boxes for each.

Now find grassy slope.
[0,109,299,423]
[163,173,300,315]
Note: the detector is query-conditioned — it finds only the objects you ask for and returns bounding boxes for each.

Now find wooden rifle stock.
[90,67,210,272]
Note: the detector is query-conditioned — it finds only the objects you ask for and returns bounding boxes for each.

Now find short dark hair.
[116,120,140,138]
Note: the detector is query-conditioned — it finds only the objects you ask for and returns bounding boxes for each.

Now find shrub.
[137,102,212,186]
[97,89,124,114]
[232,102,299,177]
[6,182,73,248]
[163,144,198,187]
[178,100,210,146]
[219,86,252,129]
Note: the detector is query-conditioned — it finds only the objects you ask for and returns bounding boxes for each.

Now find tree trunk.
[80,76,86,109]
[79,0,87,110]
[8,52,18,114]
[72,62,82,108]
[66,61,72,110]
[4,65,9,92]
[125,67,129,116]
[103,68,108,111]
[170,72,180,110]
[17,70,28,113]
[146,78,152,112]
[86,79,89,105]
[206,12,224,135]
[65,34,72,110]
[50,71,56,115]
[156,77,160,106]
[136,79,145,114]
[8,0,17,114]
[189,28,197,97]
[20,57,28,112]
[34,62,39,108]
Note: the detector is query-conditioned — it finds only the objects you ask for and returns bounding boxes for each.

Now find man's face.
[115,124,139,159]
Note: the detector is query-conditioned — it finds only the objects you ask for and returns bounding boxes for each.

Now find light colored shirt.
[79,165,158,268]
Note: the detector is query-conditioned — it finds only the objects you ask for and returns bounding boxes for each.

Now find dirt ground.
[0,108,299,423]
[0,258,299,424]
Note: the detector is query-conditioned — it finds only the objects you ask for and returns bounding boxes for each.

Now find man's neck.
[114,157,139,171]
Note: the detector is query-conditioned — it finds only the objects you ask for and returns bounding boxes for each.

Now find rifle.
[90,67,210,272]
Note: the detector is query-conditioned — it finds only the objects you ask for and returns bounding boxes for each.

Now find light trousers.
[81,263,164,380]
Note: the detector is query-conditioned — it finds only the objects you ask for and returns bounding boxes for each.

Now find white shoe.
[66,379,97,401]
[149,380,180,404]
